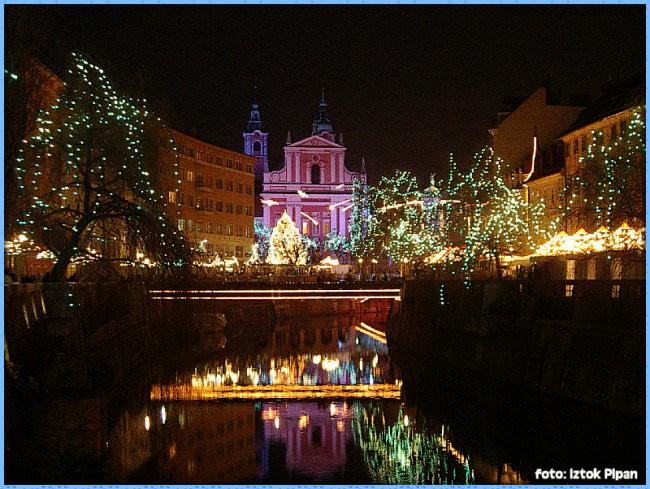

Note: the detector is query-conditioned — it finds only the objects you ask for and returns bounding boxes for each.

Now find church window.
[302,221,310,234]
[311,164,321,184]
[253,141,261,153]
[323,221,330,234]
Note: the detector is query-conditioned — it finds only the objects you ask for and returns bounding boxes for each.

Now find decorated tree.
[323,230,349,262]
[14,53,192,281]
[267,211,307,265]
[349,177,377,258]
[374,170,438,263]
[565,106,645,231]
[441,147,550,279]
[253,219,272,261]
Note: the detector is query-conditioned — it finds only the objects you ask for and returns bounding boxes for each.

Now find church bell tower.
[243,94,268,217]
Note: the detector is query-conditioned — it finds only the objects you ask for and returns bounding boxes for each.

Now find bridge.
[148,286,402,301]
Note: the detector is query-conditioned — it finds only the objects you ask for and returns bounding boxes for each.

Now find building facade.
[255,92,366,239]
[160,129,256,260]
[523,75,645,234]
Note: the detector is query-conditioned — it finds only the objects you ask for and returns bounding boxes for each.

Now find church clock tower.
[243,95,268,217]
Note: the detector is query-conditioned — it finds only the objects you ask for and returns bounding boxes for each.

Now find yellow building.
[160,129,256,260]
[558,105,642,233]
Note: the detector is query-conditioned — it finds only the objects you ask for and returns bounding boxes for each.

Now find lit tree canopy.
[323,230,349,261]
[439,148,551,278]
[267,211,307,265]
[254,219,272,261]
[566,106,645,230]
[14,53,193,281]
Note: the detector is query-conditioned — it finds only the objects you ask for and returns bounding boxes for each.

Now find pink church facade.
[254,92,366,239]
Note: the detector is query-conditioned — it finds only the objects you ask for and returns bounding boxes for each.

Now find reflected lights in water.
[351,403,477,485]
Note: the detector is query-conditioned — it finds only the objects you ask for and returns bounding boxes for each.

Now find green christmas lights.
[14,53,192,280]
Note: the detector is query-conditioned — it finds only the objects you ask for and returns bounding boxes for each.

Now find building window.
[188,147,195,158]
[196,197,202,209]
[187,219,193,231]
[236,226,244,236]
[581,135,587,152]
[216,224,223,235]
[227,181,234,191]
[178,219,185,231]
[206,222,213,234]
[225,224,233,236]
[620,119,627,135]
[237,183,243,193]
[206,198,213,210]
[236,205,243,215]
[236,161,243,171]
[216,201,223,212]
[323,221,330,234]
[197,152,204,161]
[564,142,571,158]
[216,157,223,166]
[302,221,309,234]
[311,164,321,184]
[572,140,578,155]
[226,203,233,213]
[178,193,185,205]
[187,171,194,182]
[227,159,233,168]
[611,124,618,141]
[188,195,194,207]
[235,246,244,258]
[196,221,203,232]
[245,206,252,216]
[245,226,251,237]
[216,178,223,189]
[168,191,177,203]
[246,164,253,173]
[246,186,252,195]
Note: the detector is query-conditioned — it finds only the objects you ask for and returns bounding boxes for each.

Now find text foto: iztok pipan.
[535,468,639,481]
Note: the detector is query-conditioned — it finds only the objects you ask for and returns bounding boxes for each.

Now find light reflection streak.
[150,384,401,401]
[149,288,401,301]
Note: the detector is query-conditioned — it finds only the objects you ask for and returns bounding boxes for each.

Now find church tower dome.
[312,88,335,141]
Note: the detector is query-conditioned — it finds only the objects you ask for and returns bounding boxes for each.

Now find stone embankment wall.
[5,282,148,394]
[387,279,645,418]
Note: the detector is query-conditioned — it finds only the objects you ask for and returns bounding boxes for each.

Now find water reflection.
[110,398,479,484]
[106,313,481,484]
[151,316,399,401]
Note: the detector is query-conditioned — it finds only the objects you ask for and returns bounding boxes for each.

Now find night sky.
[8,5,646,184]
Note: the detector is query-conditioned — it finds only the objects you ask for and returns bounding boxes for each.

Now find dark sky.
[9,5,646,184]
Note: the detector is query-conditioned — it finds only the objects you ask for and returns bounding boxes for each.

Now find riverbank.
[387,278,644,418]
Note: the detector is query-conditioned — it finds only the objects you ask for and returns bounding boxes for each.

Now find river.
[6,296,645,484]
